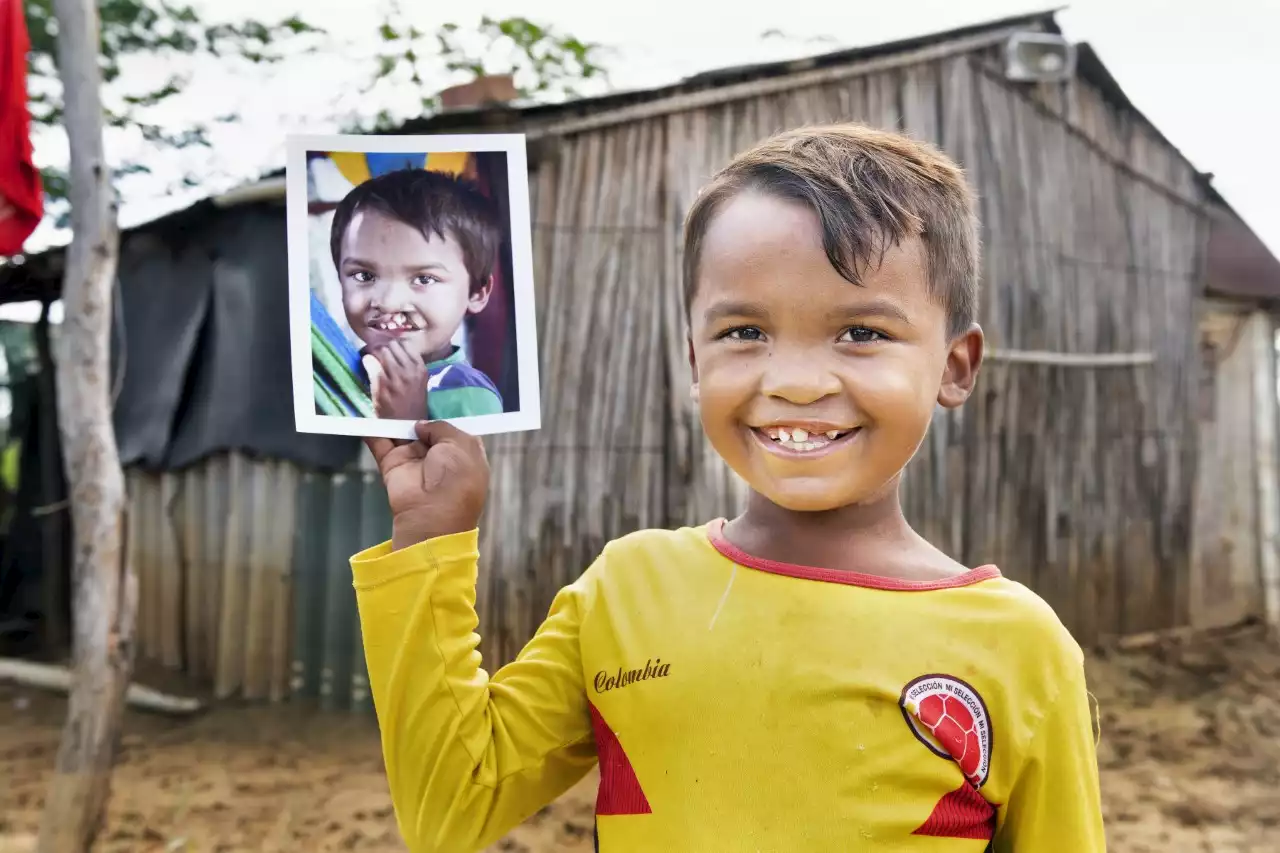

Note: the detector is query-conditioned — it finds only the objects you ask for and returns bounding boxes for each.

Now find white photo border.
[286,133,542,439]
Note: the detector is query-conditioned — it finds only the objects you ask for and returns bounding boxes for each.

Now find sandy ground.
[1,622,1279,852]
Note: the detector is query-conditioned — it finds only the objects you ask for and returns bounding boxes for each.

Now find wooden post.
[1254,312,1280,632]
[36,0,135,850]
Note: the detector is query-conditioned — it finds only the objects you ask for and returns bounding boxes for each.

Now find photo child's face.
[338,208,491,363]
[687,192,980,513]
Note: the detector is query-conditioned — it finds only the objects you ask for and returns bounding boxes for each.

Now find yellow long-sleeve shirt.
[351,520,1105,852]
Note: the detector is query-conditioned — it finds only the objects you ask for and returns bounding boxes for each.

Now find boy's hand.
[365,420,489,550]
[363,341,430,421]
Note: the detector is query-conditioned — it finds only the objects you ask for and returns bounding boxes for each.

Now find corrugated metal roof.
[372,7,1066,137]
[1206,207,1280,305]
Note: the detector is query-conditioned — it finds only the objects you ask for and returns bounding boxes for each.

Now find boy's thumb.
[362,353,383,393]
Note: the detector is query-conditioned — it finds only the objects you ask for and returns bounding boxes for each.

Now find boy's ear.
[467,276,494,314]
[687,335,700,403]
[938,324,984,409]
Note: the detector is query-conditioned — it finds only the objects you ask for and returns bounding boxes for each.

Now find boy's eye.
[720,326,765,342]
[349,271,374,283]
[413,274,440,286]
[840,326,887,344]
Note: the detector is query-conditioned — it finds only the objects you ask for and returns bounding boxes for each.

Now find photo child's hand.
[363,340,430,421]
[365,420,489,550]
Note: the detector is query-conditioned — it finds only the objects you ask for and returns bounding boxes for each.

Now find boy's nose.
[759,351,842,405]
[373,278,415,312]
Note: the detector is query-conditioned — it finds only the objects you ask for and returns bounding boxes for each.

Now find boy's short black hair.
[329,168,502,292]
[682,123,981,336]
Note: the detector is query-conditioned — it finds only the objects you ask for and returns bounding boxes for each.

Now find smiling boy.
[352,125,1106,852]
[329,167,504,421]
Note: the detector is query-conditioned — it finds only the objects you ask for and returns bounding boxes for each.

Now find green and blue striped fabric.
[311,291,374,418]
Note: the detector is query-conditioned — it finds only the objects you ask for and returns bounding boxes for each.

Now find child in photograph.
[328,167,504,421]
[352,125,1106,851]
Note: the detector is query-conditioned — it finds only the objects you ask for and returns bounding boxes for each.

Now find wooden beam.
[0,658,202,716]
[1251,313,1280,630]
[986,349,1156,367]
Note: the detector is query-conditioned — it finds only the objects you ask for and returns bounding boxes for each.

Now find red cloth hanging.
[0,0,43,257]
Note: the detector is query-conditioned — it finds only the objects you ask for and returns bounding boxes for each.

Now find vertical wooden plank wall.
[477,52,1205,660]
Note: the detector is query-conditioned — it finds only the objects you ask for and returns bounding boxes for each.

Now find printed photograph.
[286,134,540,439]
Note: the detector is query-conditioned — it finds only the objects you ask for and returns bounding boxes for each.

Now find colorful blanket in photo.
[311,291,374,419]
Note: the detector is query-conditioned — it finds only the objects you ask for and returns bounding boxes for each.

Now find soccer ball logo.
[900,674,994,789]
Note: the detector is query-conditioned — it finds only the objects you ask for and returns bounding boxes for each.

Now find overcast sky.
[7,0,1277,322]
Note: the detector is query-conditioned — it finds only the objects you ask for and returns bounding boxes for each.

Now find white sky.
[6,0,1277,322]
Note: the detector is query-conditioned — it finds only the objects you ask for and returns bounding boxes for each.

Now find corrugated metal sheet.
[126,455,389,711]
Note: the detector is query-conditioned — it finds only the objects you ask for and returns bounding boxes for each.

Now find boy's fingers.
[387,339,419,372]
[364,436,423,467]
[364,436,395,464]
[414,420,485,463]
[414,418,472,448]
[374,340,398,365]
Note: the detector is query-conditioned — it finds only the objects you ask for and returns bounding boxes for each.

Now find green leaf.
[282,15,319,34]
[38,167,69,202]
[120,76,185,108]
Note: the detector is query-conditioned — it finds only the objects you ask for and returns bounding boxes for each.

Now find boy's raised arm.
[994,656,1107,852]
[354,423,598,853]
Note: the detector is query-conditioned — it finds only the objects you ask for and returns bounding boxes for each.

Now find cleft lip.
[369,311,423,332]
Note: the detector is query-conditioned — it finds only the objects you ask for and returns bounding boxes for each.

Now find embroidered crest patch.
[900,674,994,789]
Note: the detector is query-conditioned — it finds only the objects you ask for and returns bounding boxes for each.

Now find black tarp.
[112,203,359,471]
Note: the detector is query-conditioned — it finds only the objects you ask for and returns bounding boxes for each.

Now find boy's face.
[338,208,491,362]
[688,192,982,513]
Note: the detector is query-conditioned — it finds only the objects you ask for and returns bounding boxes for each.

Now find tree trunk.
[37,0,135,850]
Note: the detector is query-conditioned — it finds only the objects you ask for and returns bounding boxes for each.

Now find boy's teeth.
[376,314,419,331]
[764,426,852,451]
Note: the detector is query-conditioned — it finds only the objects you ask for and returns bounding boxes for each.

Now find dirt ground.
[2,622,1279,852]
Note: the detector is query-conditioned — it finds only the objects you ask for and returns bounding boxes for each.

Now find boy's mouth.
[752,424,859,454]
[369,312,423,333]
